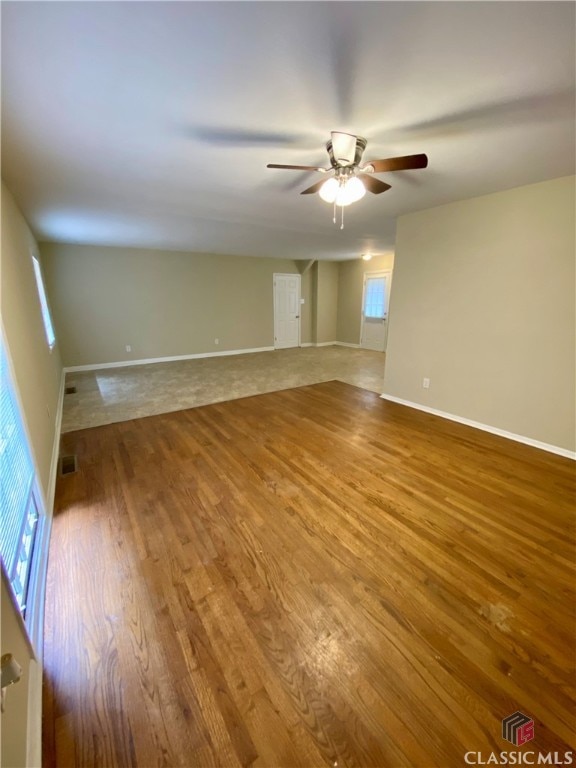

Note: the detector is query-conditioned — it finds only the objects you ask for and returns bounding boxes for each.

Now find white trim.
[26,659,42,768]
[22,512,49,662]
[64,346,275,373]
[273,273,301,350]
[29,368,64,664]
[300,342,361,348]
[63,343,366,370]
[46,369,65,513]
[380,394,576,460]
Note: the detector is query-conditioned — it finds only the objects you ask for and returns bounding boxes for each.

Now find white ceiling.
[2,2,574,261]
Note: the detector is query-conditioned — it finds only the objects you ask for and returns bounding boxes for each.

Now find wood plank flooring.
[43,381,576,767]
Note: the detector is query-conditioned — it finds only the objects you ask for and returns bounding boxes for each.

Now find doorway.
[360,270,392,351]
[273,274,301,349]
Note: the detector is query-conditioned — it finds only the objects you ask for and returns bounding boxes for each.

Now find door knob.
[1,654,22,689]
[1,654,22,713]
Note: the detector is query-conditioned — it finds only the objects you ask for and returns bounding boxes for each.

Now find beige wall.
[1,182,63,766]
[41,243,309,367]
[337,253,395,344]
[1,182,63,496]
[40,241,398,363]
[384,176,575,452]
[315,261,339,344]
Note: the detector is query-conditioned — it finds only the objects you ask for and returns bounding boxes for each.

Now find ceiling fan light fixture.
[337,177,365,206]
[362,253,372,261]
[319,177,339,204]
[319,176,366,206]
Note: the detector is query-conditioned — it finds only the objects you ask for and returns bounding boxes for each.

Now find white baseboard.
[64,346,275,373]
[64,344,368,366]
[26,659,42,768]
[380,394,576,460]
[300,342,361,348]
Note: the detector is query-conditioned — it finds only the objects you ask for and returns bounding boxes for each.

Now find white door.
[274,274,301,349]
[360,271,392,351]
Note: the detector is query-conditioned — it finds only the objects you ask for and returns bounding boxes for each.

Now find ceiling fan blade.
[331,132,358,166]
[358,174,392,194]
[300,179,327,195]
[366,154,429,173]
[267,164,327,172]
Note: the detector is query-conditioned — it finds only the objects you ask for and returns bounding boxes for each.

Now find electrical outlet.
[423,377,430,389]
[214,338,219,345]
[125,345,132,353]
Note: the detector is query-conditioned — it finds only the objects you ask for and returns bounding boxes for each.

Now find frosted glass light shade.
[337,177,366,206]
[319,178,339,203]
[319,177,366,206]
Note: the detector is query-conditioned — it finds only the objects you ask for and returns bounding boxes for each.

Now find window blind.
[0,341,37,610]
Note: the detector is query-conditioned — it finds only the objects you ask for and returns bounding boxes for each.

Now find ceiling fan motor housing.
[327,134,367,168]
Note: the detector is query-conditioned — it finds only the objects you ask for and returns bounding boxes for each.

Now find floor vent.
[60,455,78,475]
[65,386,77,395]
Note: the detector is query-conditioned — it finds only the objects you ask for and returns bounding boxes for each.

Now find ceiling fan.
[267,131,428,227]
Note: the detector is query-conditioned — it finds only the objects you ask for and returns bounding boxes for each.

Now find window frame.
[0,330,48,655]
[31,253,56,351]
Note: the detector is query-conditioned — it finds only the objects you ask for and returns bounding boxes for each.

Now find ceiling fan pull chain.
[333,200,337,224]
[341,205,344,230]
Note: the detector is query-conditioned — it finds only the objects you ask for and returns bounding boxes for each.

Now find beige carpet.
[62,346,386,432]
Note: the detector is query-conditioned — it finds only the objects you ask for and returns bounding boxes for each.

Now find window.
[0,339,41,616]
[364,276,387,319]
[32,254,56,349]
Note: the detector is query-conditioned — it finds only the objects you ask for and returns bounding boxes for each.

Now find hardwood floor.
[43,381,575,767]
